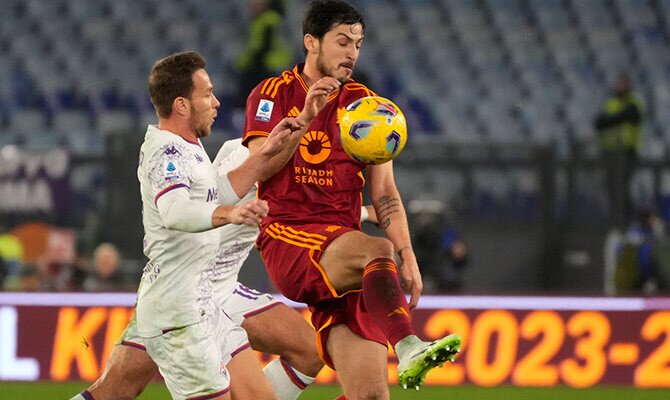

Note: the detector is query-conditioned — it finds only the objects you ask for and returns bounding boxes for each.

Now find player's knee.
[301,348,325,377]
[362,237,395,264]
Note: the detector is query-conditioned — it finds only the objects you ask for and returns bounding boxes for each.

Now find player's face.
[316,23,364,83]
[188,69,220,138]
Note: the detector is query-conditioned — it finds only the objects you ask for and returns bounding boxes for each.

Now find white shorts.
[119,282,281,353]
[144,309,239,400]
[222,282,282,325]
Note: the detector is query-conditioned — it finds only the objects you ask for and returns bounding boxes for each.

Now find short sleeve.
[146,141,194,204]
[242,77,286,147]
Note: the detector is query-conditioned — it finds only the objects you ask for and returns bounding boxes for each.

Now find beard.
[316,49,351,84]
[190,104,212,138]
[194,124,211,139]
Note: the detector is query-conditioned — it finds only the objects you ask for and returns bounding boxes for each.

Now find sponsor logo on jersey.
[294,166,333,187]
[255,99,274,122]
[207,187,218,202]
[295,131,335,187]
[164,161,180,181]
[299,131,331,164]
[163,146,181,156]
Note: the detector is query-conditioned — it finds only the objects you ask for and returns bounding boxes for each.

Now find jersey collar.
[147,125,202,148]
[180,136,202,147]
[293,63,343,102]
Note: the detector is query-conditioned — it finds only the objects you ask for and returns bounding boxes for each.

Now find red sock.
[362,258,414,346]
[335,396,347,400]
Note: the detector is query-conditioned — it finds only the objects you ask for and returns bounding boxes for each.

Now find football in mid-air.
[338,96,407,165]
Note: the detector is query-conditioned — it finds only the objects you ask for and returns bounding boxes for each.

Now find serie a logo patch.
[255,99,274,122]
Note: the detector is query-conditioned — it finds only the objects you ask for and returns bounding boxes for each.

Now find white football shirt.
[135,125,220,337]
[211,139,260,303]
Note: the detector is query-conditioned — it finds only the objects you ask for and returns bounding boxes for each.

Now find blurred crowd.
[0,222,136,292]
[608,209,670,294]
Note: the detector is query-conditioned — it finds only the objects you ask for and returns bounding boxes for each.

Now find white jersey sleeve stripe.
[154,183,190,205]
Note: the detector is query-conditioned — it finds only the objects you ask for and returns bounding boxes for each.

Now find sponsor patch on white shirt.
[255,99,274,122]
[164,161,181,181]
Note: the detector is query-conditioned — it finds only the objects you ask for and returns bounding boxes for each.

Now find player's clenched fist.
[299,77,341,124]
[231,199,269,226]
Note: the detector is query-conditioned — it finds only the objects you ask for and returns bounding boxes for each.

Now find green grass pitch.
[1,382,668,399]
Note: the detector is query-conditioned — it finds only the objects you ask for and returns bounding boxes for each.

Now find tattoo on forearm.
[375,195,400,230]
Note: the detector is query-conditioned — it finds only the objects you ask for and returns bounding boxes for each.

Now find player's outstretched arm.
[232,117,306,187]
[213,121,306,206]
[247,77,340,180]
[157,187,268,231]
[368,161,423,309]
[211,198,269,227]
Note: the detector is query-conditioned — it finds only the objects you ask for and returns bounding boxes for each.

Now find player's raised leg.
[319,230,461,390]
[242,303,322,400]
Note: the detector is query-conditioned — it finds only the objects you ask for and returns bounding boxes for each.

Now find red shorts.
[257,222,387,368]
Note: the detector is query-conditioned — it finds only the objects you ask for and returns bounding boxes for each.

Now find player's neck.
[300,60,323,88]
[158,119,198,142]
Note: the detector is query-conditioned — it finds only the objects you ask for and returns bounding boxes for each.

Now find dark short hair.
[148,51,206,118]
[302,0,365,41]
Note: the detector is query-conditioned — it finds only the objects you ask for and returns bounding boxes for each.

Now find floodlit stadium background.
[1,0,669,396]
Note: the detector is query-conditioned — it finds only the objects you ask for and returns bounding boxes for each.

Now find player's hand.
[230,199,269,226]
[260,117,306,157]
[398,248,422,309]
[299,77,340,124]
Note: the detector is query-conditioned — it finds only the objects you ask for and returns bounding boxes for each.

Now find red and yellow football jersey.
[243,63,377,229]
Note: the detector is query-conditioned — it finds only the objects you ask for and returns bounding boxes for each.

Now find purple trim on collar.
[182,136,201,147]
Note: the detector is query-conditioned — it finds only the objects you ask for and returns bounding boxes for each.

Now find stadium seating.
[0,0,668,158]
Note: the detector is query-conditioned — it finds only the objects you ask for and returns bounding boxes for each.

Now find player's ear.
[173,96,189,117]
[304,34,318,53]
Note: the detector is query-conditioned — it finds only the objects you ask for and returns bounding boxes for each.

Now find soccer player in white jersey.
[71,139,378,400]
[70,51,340,400]
[138,51,272,400]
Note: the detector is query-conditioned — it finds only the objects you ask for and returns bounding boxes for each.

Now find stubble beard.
[194,121,211,139]
[316,50,350,84]
[190,104,212,139]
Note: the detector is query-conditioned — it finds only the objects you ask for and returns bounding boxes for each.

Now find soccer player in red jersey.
[243,1,461,397]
